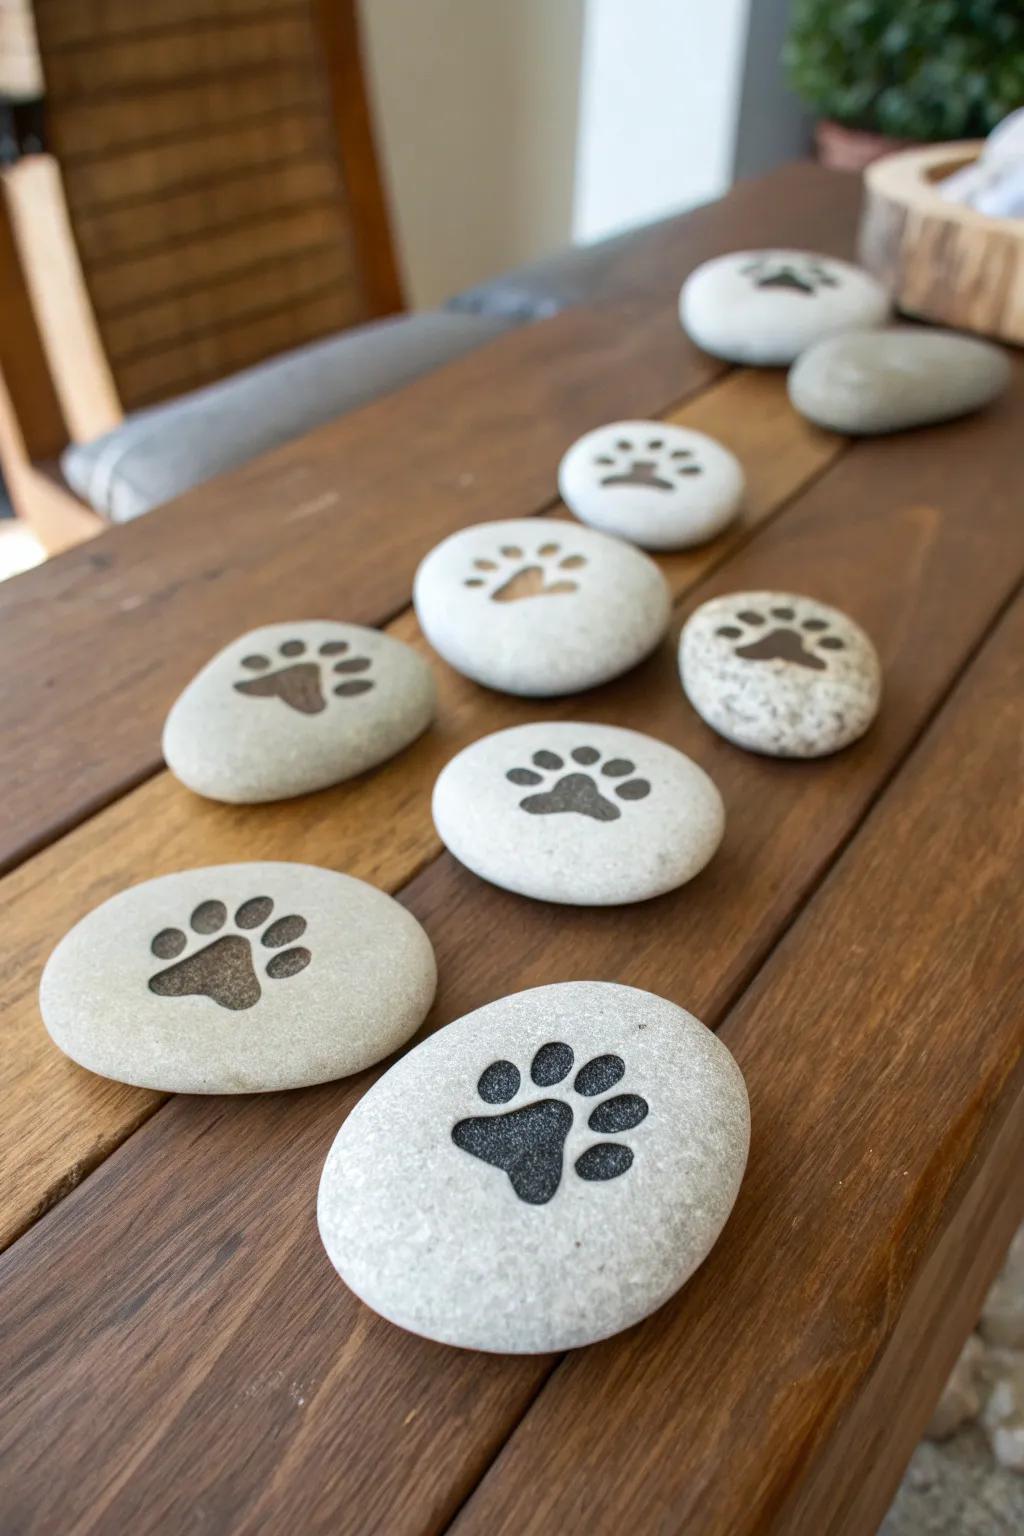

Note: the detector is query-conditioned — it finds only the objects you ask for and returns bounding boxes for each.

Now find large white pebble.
[558,420,744,550]
[433,722,724,905]
[163,620,435,803]
[680,591,881,758]
[318,981,750,1353]
[681,249,889,366]
[40,864,437,1093]
[788,328,1011,435]
[413,518,670,696]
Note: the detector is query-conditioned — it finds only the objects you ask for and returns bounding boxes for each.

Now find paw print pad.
[592,433,702,490]
[507,746,651,822]
[234,638,373,714]
[715,603,846,672]
[463,541,586,603]
[452,1040,649,1204]
[739,254,839,296]
[148,896,310,1011]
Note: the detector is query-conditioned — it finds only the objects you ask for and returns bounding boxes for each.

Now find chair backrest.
[29,0,403,414]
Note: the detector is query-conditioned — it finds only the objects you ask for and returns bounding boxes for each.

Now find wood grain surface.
[453,591,1024,1536]
[0,368,842,1251]
[0,160,862,875]
[3,387,1022,1531]
[3,164,1020,1536]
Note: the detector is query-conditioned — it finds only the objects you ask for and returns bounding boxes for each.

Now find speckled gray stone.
[412,518,671,696]
[163,621,435,803]
[557,420,744,550]
[318,981,750,1353]
[680,591,881,758]
[40,863,437,1093]
[433,722,724,905]
[788,328,1011,435]
[680,249,889,366]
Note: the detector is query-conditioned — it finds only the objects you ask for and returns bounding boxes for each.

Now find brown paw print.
[234,638,373,714]
[593,434,702,491]
[463,541,586,603]
[507,746,651,822]
[715,603,846,671]
[148,896,310,1011]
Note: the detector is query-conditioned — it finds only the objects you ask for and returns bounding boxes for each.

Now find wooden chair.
[0,0,403,551]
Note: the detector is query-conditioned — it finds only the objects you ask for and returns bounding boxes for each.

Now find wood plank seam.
[0,370,842,1245]
[4,415,998,1256]
[443,589,1024,1536]
[436,576,1024,1534]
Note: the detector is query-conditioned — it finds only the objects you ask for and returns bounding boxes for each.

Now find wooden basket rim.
[864,140,1024,238]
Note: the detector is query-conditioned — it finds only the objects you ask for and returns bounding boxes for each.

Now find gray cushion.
[445,212,684,323]
[63,310,517,522]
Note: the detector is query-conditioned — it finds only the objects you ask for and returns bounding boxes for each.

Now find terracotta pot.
[816,119,919,173]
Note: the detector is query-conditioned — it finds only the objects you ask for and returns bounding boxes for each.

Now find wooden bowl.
[859,141,1024,345]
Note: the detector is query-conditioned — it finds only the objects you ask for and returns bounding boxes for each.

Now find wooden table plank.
[0,162,864,873]
[0,370,843,1251]
[3,371,1022,1533]
[453,589,1024,1536]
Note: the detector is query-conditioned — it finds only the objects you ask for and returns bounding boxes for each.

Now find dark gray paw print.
[452,1041,649,1204]
[507,746,651,822]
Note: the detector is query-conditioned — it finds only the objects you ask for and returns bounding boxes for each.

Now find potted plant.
[784,0,1024,171]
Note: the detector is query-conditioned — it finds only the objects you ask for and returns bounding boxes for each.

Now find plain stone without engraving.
[39,863,437,1093]
[680,591,882,758]
[557,420,744,550]
[163,620,436,803]
[680,249,889,367]
[317,981,750,1353]
[433,722,725,905]
[412,517,671,696]
[788,328,1012,435]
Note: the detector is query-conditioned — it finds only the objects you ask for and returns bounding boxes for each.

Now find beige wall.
[359,0,584,309]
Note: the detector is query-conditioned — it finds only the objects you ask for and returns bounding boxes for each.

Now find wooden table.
[2,163,1022,1535]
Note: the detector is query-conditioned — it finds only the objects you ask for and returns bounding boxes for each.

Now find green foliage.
[784,0,1024,141]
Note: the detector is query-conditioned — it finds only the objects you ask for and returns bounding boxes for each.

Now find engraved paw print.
[739,254,839,296]
[463,541,586,603]
[148,897,310,1011]
[715,602,847,672]
[234,638,373,715]
[506,745,650,822]
[452,1041,649,1204]
[593,432,702,491]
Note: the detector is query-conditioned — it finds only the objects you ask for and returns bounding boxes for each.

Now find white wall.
[573,0,752,244]
[359,0,585,308]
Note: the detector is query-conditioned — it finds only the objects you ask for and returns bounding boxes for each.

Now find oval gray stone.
[413,518,671,696]
[788,328,1012,435]
[40,863,437,1093]
[433,722,724,905]
[317,982,750,1353]
[680,248,889,366]
[163,621,435,803]
[680,590,882,758]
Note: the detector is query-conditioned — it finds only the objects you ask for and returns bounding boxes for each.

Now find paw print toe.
[530,1040,574,1087]
[575,1143,634,1182]
[478,1059,521,1103]
[588,1093,649,1134]
[573,1053,624,1096]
